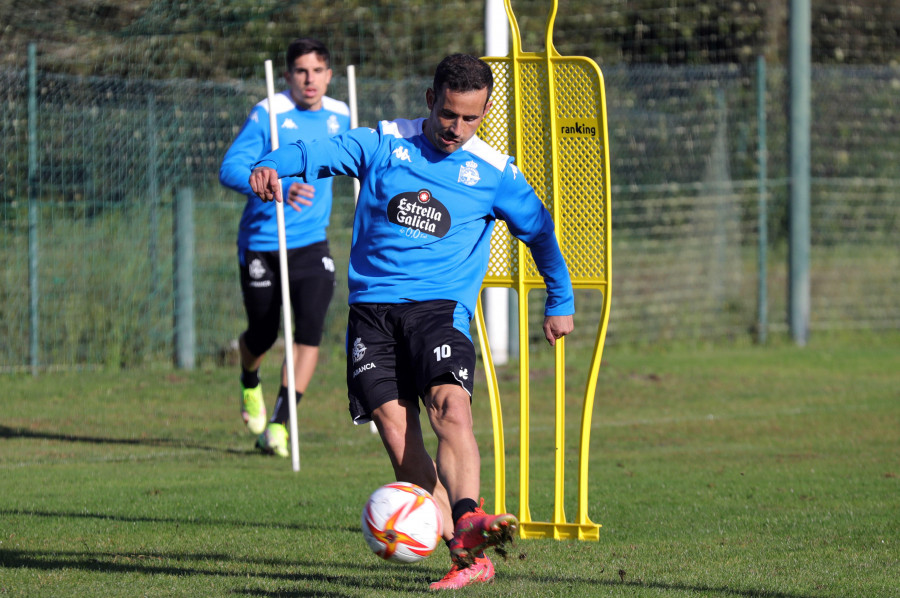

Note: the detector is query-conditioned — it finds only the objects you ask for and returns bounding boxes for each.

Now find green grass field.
[1,333,898,597]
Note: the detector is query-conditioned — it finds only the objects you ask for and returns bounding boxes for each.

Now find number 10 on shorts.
[433,344,451,361]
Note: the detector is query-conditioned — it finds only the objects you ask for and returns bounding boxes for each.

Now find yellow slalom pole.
[477,0,611,541]
[475,298,507,515]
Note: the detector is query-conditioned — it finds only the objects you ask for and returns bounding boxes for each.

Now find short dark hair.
[286,37,330,71]
[432,54,494,99]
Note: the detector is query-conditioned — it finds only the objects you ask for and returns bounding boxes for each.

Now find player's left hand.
[286,182,315,212]
[249,166,282,202]
[543,314,574,346]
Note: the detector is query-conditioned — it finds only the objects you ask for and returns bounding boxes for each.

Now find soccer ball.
[361,481,443,563]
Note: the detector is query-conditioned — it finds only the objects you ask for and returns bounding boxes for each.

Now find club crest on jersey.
[327,114,340,135]
[458,160,481,186]
[387,190,451,239]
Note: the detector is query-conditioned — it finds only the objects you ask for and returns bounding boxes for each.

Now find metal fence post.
[174,187,195,369]
[27,42,39,376]
[789,0,811,346]
[148,93,160,310]
[757,55,768,344]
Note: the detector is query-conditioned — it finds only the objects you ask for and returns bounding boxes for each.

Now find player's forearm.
[499,204,574,315]
[252,141,309,179]
[528,230,575,316]
[220,139,260,195]
[219,160,255,195]
[220,121,268,195]
[541,266,575,316]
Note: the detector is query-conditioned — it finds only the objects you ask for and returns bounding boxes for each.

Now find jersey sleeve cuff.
[251,158,277,170]
[544,297,575,317]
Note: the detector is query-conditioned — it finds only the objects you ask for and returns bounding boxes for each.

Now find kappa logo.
[282,118,298,130]
[248,258,266,280]
[510,164,520,180]
[352,337,366,363]
[322,256,335,273]
[393,147,411,162]
[251,111,260,123]
[458,160,480,186]
[327,114,340,135]
[458,367,469,381]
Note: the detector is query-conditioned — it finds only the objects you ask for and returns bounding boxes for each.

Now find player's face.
[424,87,492,154]
[285,52,332,111]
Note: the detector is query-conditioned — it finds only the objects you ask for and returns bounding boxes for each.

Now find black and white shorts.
[239,241,336,353]
[346,300,476,424]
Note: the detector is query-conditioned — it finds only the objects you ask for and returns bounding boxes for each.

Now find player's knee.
[243,327,279,356]
[292,330,322,347]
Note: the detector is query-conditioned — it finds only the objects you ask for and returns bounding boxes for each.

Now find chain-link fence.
[1,1,898,370]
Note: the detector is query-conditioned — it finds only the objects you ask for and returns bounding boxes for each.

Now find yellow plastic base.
[519,521,602,541]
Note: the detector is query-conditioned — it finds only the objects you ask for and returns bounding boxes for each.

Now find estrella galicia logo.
[387,189,451,238]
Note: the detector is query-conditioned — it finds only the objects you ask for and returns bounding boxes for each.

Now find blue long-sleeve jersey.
[219,90,350,253]
[254,118,574,333]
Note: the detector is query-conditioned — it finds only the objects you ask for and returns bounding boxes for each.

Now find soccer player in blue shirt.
[219,38,350,457]
[249,54,574,590]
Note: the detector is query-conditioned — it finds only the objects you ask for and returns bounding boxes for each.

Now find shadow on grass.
[0,547,426,597]
[0,507,360,535]
[0,424,245,455]
[0,546,821,598]
[520,571,820,598]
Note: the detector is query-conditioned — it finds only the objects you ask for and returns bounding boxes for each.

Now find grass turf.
[1,333,898,597]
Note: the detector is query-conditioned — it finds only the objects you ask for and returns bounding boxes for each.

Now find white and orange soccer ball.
[361,481,443,563]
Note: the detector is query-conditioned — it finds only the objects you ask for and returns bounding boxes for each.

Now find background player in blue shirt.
[219,38,350,457]
[250,54,574,590]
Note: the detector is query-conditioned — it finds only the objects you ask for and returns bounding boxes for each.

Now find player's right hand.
[249,166,282,203]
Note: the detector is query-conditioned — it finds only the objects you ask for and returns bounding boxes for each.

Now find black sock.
[272,385,303,425]
[241,369,260,388]
[451,498,479,526]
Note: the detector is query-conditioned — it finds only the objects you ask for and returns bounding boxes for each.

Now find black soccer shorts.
[239,241,336,355]
[345,300,476,424]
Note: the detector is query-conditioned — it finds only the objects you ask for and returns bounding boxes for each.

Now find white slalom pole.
[348,64,378,436]
[483,0,511,365]
[347,65,361,201]
[265,59,300,472]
